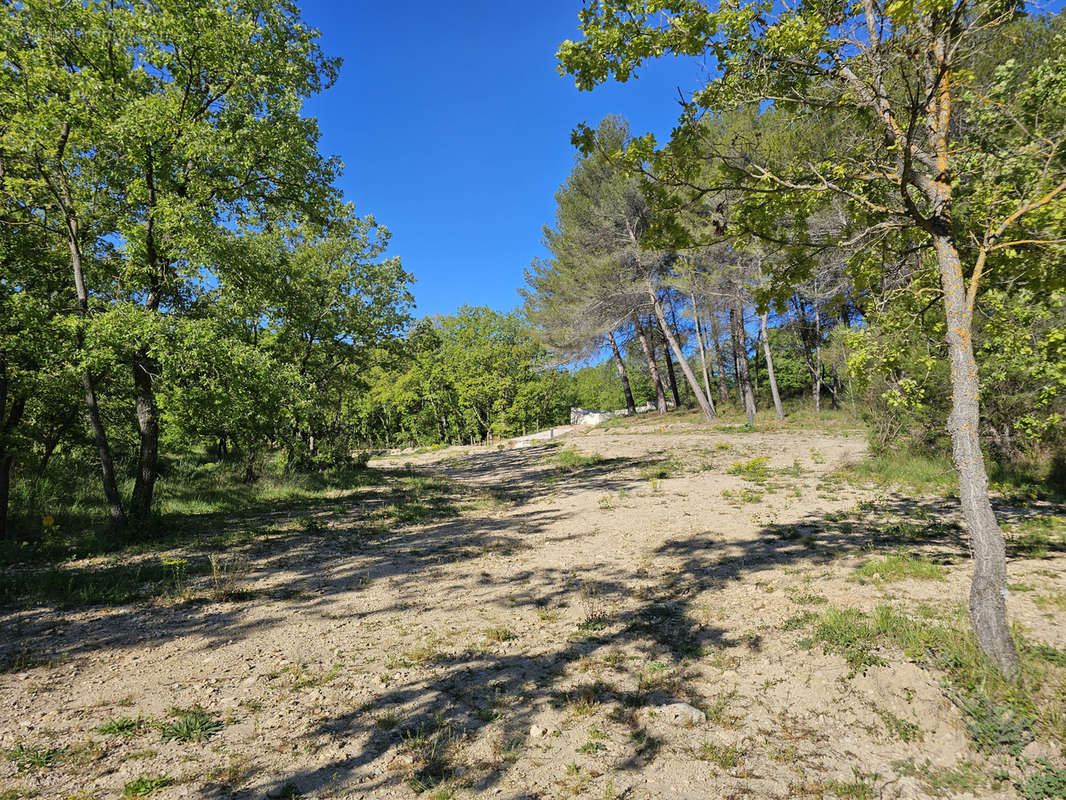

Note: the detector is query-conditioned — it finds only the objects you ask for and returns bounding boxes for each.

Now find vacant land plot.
[2,414,1064,799]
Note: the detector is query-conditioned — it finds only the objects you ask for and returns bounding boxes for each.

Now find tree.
[559,2,1066,677]
[1,0,340,523]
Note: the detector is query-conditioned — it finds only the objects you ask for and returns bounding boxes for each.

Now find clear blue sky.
[299,0,702,319]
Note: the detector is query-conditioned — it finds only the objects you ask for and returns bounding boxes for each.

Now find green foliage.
[122,775,171,798]
[159,706,222,743]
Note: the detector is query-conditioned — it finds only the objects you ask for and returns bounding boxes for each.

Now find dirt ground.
[2,416,1064,799]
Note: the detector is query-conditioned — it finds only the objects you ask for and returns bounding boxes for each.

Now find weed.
[375,712,400,731]
[160,706,222,743]
[824,770,879,799]
[892,759,981,797]
[698,740,743,770]
[208,554,252,601]
[484,626,516,643]
[727,457,771,482]
[958,694,1034,756]
[284,662,343,690]
[122,775,171,798]
[1016,761,1066,800]
[875,709,922,742]
[812,608,885,672]
[96,716,149,737]
[4,742,62,772]
[782,611,819,631]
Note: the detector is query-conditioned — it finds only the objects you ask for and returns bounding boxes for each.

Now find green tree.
[559,3,1066,676]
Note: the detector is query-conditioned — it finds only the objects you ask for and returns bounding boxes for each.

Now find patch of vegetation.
[875,709,923,743]
[4,742,62,772]
[96,716,150,737]
[892,759,981,797]
[852,550,945,583]
[842,452,956,493]
[698,740,743,770]
[824,770,880,799]
[727,457,771,482]
[958,694,1034,756]
[283,662,343,690]
[550,448,604,473]
[484,626,516,643]
[160,706,222,743]
[1016,761,1066,800]
[122,775,172,797]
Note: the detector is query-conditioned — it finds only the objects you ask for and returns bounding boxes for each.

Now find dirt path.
[2,420,1064,799]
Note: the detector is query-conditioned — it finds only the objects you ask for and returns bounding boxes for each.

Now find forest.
[1,1,1066,798]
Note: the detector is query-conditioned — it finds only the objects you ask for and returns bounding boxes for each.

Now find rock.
[657,701,706,726]
[529,724,549,738]
[1022,739,1058,762]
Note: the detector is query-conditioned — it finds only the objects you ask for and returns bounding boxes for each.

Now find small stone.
[529,724,548,738]
[657,701,706,726]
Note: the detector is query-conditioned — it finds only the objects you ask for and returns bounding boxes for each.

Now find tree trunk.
[661,334,681,409]
[57,157,126,528]
[709,316,731,407]
[692,297,715,411]
[934,234,1020,679]
[0,390,26,542]
[650,289,715,420]
[730,302,756,425]
[760,312,784,420]
[812,304,822,413]
[130,349,159,521]
[607,331,637,414]
[634,315,667,414]
[82,372,126,525]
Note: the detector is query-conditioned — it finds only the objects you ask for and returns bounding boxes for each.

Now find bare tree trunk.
[130,350,159,521]
[692,296,715,412]
[53,135,126,528]
[730,301,756,425]
[634,315,667,414]
[812,304,822,413]
[709,316,731,407]
[0,389,26,542]
[760,312,784,420]
[661,336,681,409]
[608,331,637,414]
[934,234,1020,679]
[649,289,715,419]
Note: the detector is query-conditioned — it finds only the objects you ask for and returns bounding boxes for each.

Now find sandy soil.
[2,417,1064,799]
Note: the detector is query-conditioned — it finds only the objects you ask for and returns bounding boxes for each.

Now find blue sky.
[298,0,703,319]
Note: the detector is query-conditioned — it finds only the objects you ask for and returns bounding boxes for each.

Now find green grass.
[852,550,946,583]
[842,452,956,493]
[549,448,605,473]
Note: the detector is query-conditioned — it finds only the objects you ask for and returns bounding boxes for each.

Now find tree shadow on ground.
[238,491,1066,798]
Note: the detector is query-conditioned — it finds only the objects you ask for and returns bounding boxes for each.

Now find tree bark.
[52,130,126,528]
[730,301,757,425]
[129,349,159,521]
[709,316,731,407]
[0,391,26,541]
[650,289,715,420]
[692,296,715,412]
[760,312,784,420]
[934,234,1020,679]
[660,330,682,408]
[634,315,667,414]
[812,304,822,413]
[607,331,636,414]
